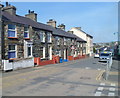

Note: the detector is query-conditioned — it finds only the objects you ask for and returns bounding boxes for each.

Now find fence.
[105,56,113,80]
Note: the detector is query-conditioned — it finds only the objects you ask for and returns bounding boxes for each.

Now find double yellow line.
[96,70,105,81]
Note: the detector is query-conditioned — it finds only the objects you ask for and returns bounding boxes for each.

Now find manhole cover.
[80,77,91,80]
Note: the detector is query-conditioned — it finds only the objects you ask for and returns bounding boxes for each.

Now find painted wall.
[3,58,34,71]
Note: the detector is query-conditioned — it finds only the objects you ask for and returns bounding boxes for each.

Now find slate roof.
[2,11,86,42]
[2,11,53,32]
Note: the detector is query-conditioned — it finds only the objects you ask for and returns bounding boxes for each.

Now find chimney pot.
[25,10,37,22]
[47,19,56,28]
[58,24,65,30]
[2,3,16,15]
[6,2,9,6]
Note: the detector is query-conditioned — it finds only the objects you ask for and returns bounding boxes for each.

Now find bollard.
[105,57,113,80]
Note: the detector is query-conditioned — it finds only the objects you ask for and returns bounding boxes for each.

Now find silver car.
[99,52,111,62]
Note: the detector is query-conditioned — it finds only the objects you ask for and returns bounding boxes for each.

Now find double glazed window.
[8,24,16,37]
[8,45,16,59]
[24,27,29,38]
[40,32,45,42]
[47,33,52,42]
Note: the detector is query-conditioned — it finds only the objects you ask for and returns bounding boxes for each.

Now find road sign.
[71,46,75,50]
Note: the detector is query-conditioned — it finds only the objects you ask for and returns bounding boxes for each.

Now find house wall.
[3,57,34,71]
[70,27,93,55]
[32,28,52,60]
[70,28,87,41]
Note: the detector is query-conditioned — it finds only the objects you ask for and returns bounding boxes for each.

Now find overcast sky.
[2,2,118,43]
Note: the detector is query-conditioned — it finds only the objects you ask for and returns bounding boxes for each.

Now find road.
[1,56,119,96]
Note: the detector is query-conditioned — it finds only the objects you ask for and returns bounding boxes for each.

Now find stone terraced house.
[1,3,88,71]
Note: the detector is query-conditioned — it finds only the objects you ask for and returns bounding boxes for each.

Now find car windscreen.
[100,53,110,56]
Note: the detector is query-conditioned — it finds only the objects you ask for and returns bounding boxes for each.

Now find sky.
[2,2,118,43]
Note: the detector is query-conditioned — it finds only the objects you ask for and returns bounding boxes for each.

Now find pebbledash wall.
[1,3,90,71]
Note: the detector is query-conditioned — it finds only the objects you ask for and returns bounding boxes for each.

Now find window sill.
[9,58,17,60]
[24,38,30,40]
[41,41,45,43]
[8,37,18,39]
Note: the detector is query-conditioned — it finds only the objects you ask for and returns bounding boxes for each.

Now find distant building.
[69,27,93,56]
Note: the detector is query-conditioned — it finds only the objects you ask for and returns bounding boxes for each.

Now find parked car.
[99,51,112,62]
[94,53,99,58]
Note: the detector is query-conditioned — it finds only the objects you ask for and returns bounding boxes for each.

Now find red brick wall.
[68,56,74,61]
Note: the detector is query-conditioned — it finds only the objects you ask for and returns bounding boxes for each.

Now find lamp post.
[0,4,3,68]
[114,32,120,58]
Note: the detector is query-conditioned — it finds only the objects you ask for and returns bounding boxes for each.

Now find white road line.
[111,83,116,87]
[108,93,115,96]
[97,68,101,70]
[109,88,115,91]
[85,67,90,69]
[100,83,105,86]
[94,92,102,96]
[97,87,104,91]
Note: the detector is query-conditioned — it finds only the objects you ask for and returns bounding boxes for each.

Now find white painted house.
[70,27,93,56]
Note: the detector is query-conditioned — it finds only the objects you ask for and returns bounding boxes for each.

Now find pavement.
[102,59,120,84]
[1,56,120,96]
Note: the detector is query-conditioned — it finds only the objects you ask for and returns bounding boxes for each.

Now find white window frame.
[40,31,45,42]
[27,44,32,57]
[40,47,45,59]
[56,36,60,45]
[24,27,29,38]
[64,37,67,45]
[47,33,52,42]
[8,44,17,59]
[8,24,17,37]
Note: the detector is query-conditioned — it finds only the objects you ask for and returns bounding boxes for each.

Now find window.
[8,24,16,37]
[47,33,52,42]
[24,27,29,38]
[55,36,60,45]
[40,32,45,42]
[56,49,61,56]
[40,47,43,58]
[64,37,67,45]
[8,45,16,59]
[27,44,32,57]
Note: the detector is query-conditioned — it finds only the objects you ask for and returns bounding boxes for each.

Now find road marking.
[97,68,101,70]
[111,83,116,86]
[109,88,115,91]
[100,83,105,86]
[85,67,90,69]
[97,87,104,91]
[94,92,102,96]
[96,70,105,81]
[108,93,115,96]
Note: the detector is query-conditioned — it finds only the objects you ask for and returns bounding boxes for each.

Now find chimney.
[75,27,81,30]
[0,4,4,8]
[68,31,74,34]
[2,2,16,15]
[25,10,37,22]
[47,19,56,28]
[58,24,65,30]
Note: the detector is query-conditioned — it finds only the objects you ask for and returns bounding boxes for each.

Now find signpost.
[0,4,3,69]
